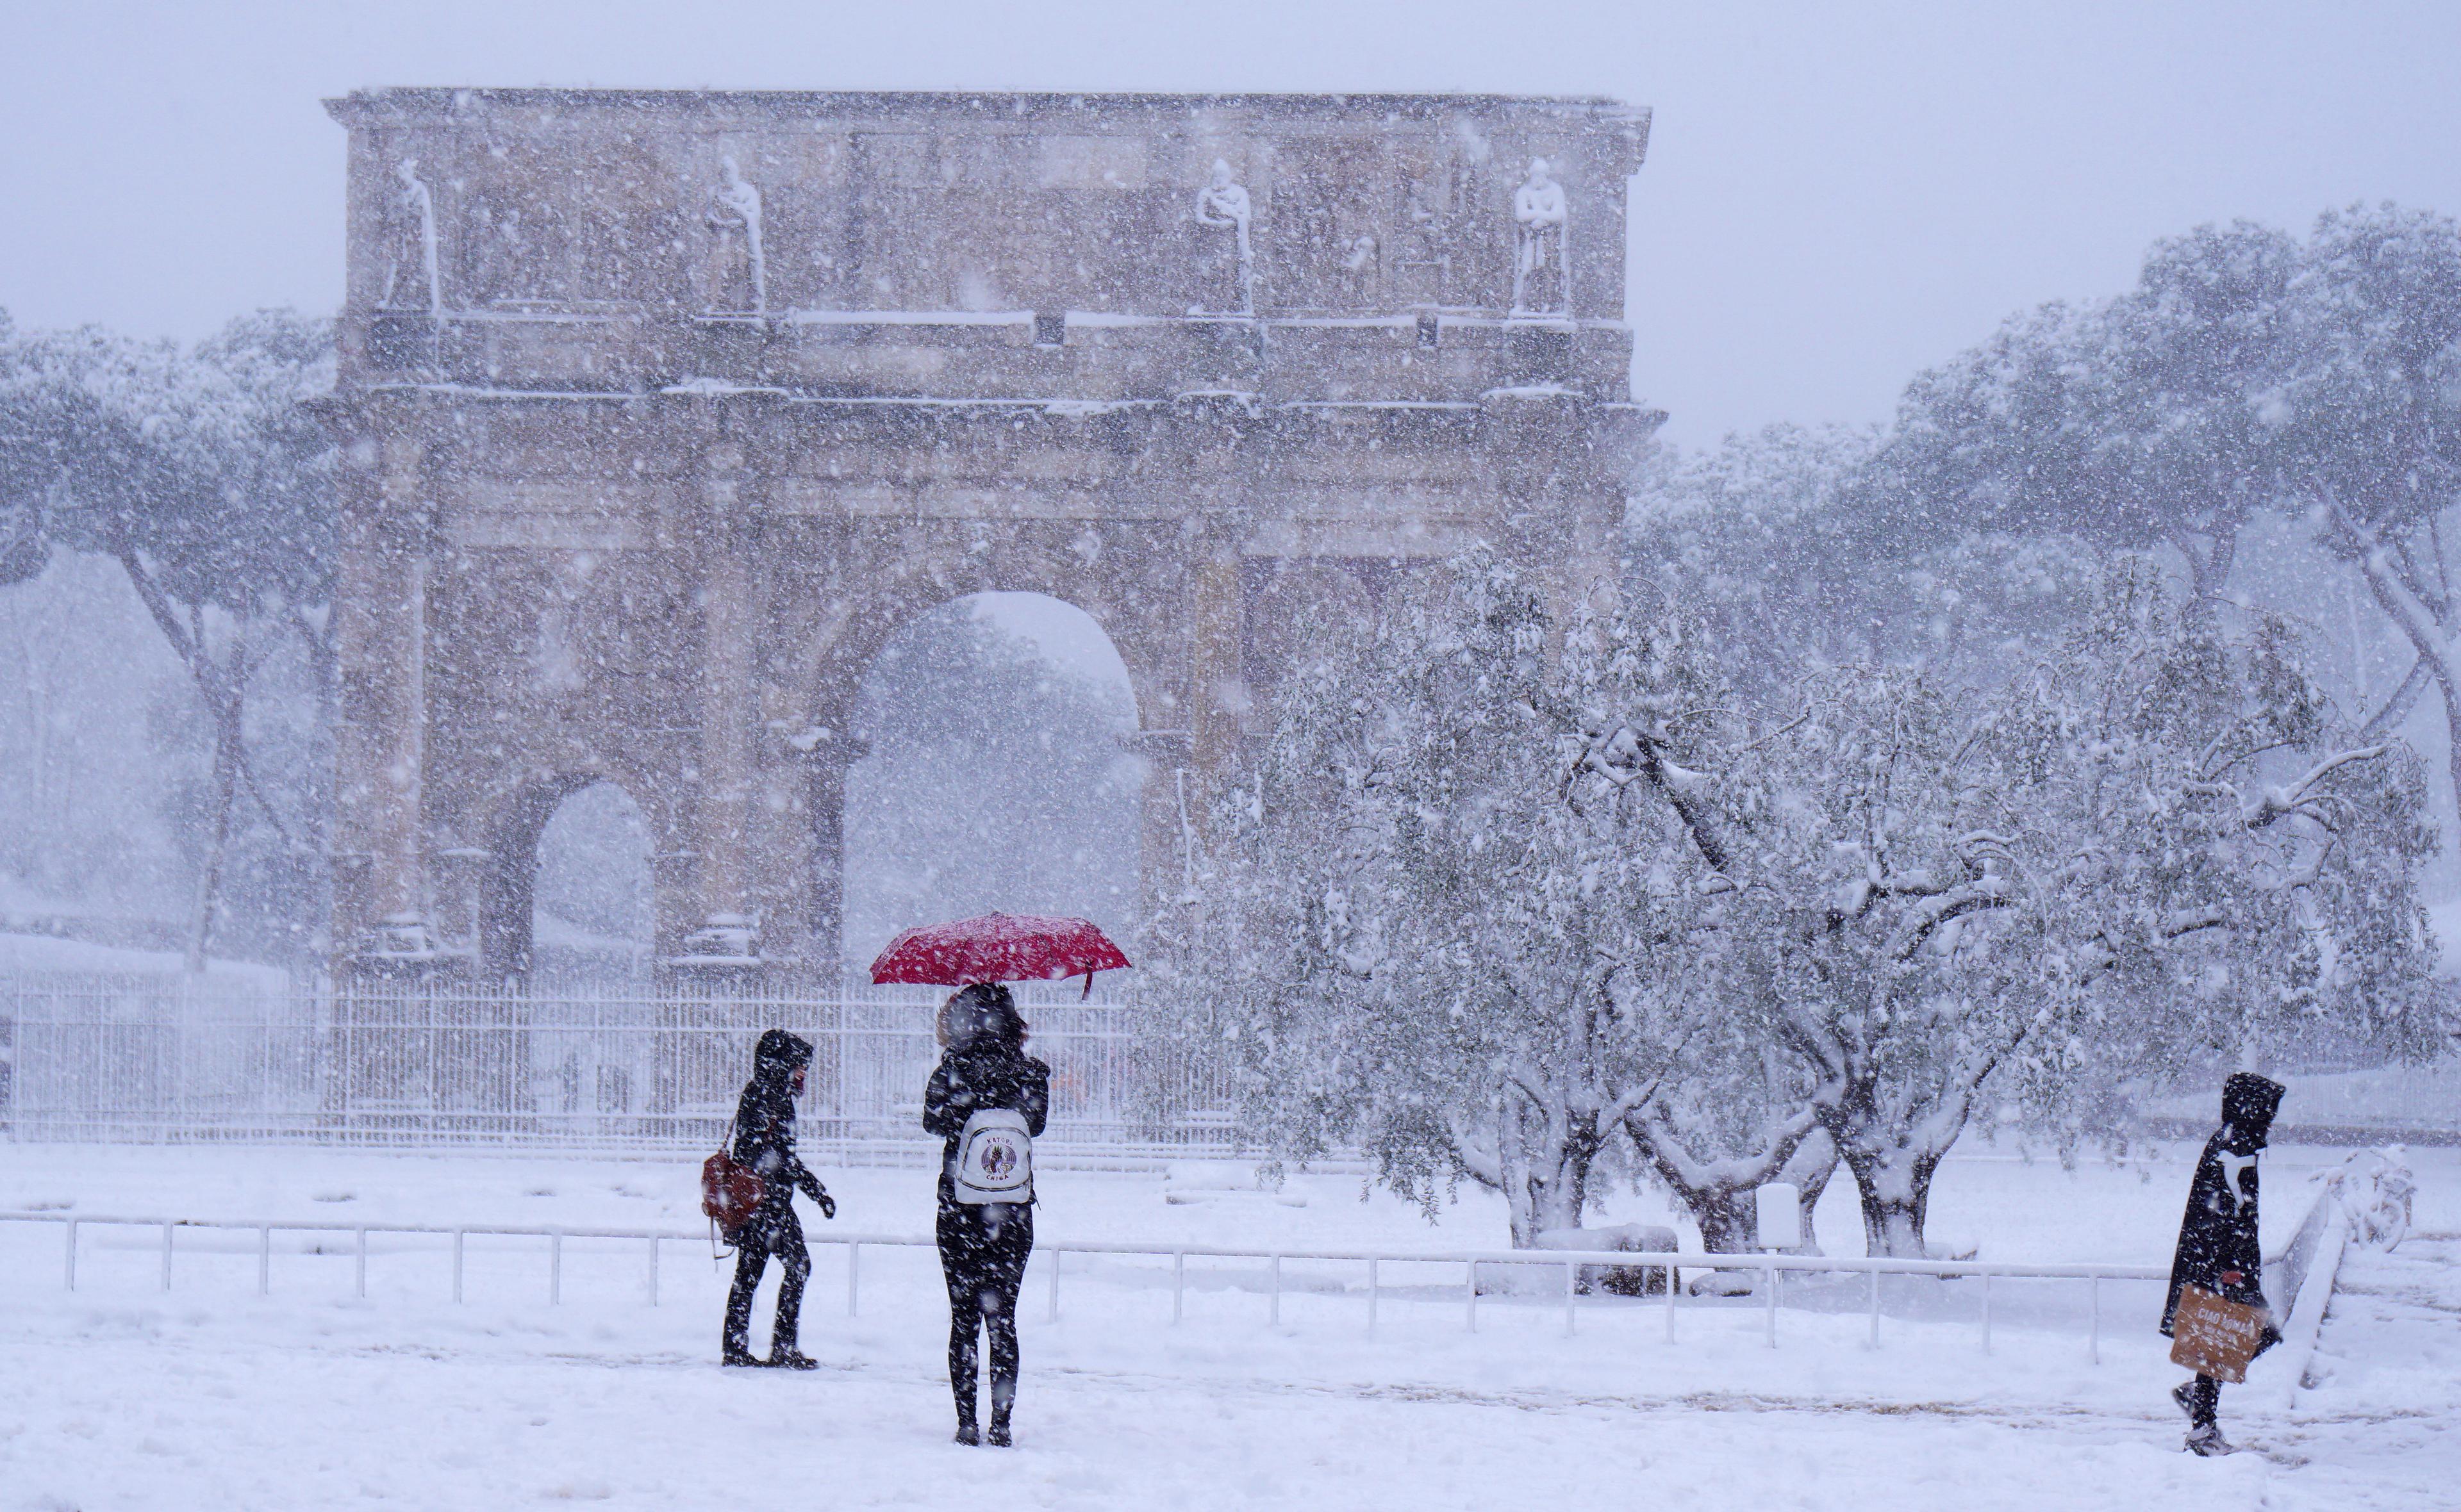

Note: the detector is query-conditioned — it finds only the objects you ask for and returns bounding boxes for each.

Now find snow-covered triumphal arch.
[324,89,1658,981]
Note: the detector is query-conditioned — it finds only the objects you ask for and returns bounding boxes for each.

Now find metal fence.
[0,973,1236,1156]
[0,1207,2173,1361]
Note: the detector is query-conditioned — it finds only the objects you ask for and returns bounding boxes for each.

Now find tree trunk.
[1501,1094,1602,1249]
[1624,1105,1820,1254]
[2348,529,2461,828]
[1690,1187,1760,1254]
[185,706,242,973]
[1778,1126,1840,1254]
[1835,1136,1941,1260]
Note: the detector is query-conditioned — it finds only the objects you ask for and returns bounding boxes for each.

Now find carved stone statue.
[1341,234,1379,306]
[378,158,442,318]
[706,156,767,314]
[1511,158,1569,314]
[1191,158,1254,315]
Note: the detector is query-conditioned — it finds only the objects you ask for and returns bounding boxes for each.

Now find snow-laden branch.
[2244,745,2388,829]
[1883,876,2012,960]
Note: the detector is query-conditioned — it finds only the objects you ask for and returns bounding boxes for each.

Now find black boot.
[769,1347,818,1370]
[987,1376,1015,1447]
[722,1341,759,1367]
[952,1377,980,1445]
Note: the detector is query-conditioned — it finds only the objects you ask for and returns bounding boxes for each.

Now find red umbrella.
[868,912,1132,997]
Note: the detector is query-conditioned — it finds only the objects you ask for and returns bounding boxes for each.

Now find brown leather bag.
[700,1127,765,1238]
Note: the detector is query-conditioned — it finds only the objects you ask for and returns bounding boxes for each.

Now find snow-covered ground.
[0,926,290,986]
[0,1141,2451,1509]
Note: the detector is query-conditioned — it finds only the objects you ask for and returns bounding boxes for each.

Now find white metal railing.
[0,974,1235,1154]
[0,1208,2167,1361]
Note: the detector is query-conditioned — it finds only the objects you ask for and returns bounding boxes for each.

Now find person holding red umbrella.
[874,910,1125,1447]
[922,983,1049,1447]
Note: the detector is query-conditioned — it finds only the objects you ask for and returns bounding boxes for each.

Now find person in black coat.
[923,984,1050,1446]
[722,1028,836,1368]
[2161,1071,2285,1456]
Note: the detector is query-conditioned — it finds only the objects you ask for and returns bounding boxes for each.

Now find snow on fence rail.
[0,973,1236,1155]
[0,1208,2168,1360]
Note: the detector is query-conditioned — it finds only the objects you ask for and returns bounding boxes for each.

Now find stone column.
[673,434,763,973]
[1188,534,1248,786]
[1162,395,1257,811]
[797,732,868,984]
[333,420,439,974]
[1480,390,1607,638]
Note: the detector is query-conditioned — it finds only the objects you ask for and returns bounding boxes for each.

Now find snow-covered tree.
[1191,553,1714,1246]
[1585,559,2438,1255]
[1630,423,2098,689]
[2283,205,2461,812]
[0,309,336,967]
[1877,222,2299,608]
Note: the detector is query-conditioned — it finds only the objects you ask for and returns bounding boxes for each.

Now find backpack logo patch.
[954,1108,1033,1204]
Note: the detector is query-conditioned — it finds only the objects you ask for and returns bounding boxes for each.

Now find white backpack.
[951,1107,1034,1205]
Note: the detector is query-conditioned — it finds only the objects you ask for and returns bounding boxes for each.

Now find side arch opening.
[477,778,654,987]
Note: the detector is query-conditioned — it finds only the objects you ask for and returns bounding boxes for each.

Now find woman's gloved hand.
[817,1190,837,1220]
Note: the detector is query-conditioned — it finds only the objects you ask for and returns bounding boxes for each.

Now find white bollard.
[1270,1254,1282,1327]
[452,1229,465,1304]
[550,1230,563,1306]
[1564,1260,1577,1337]
[259,1224,271,1296]
[647,1234,659,1307]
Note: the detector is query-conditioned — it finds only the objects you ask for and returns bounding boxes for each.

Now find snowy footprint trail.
[5,1147,2454,1508]
[2251,1232,2461,1510]
[0,1301,2278,1512]
[0,1272,2311,1512]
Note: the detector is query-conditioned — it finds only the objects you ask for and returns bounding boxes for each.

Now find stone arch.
[470,771,658,982]
[836,589,1146,966]
[793,535,1177,747]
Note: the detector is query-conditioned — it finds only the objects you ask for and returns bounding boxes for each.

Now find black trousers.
[936,1201,1034,1428]
[2185,1373,2220,1427]
[724,1204,810,1357]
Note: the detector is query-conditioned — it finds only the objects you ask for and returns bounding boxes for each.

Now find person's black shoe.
[986,1420,1013,1448]
[952,1424,981,1447]
[768,1348,819,1370]
[721,1347,760,1367]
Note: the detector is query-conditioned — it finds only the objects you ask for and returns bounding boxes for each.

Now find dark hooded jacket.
[2162,1071,2285,1335]
[922,1017,1050,1212]
[732,1029,828,1216]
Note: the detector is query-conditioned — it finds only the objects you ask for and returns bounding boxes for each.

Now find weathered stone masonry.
[322,88,1661,982]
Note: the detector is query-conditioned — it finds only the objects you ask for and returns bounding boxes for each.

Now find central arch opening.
[841,592,1141,976]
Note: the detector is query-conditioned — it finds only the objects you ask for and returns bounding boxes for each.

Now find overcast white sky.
[5,0,2457,445]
